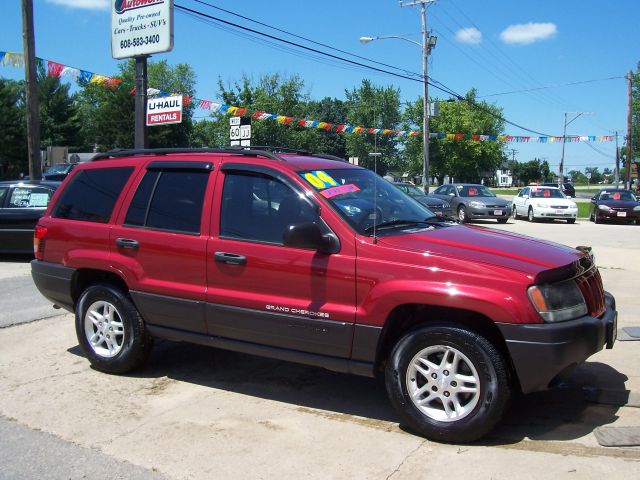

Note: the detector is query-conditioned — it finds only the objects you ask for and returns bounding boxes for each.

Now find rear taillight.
[34,225,47,260]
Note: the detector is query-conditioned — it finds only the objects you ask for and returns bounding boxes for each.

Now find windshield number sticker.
[320,184,360,199]
[302,171,339,190]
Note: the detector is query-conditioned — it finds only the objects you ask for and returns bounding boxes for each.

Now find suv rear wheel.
[75,284,153,374]
[385,325,510,443]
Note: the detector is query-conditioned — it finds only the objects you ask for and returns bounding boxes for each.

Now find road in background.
[0,255,64,328]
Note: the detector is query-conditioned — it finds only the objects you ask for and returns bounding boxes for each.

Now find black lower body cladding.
[497,292,617,394]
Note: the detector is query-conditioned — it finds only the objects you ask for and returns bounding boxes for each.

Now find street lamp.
[360,18,437,193]
[558,111,592,187]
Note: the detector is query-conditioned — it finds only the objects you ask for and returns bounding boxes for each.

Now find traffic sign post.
[230,116,251,147]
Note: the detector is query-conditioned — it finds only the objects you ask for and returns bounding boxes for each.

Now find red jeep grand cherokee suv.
[31,148,617,443]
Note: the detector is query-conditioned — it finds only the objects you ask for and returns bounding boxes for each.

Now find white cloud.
[455,27,482,45]
[500,22,557,45]
[46,0,110,10]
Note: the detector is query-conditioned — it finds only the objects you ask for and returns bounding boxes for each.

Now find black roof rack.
[91,146,350,163]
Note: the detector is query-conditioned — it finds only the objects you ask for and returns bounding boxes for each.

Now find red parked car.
[31,148,617,443]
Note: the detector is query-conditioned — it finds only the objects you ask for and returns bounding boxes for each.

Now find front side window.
[220,172,319,244]
[125,169,209,234]
[299,168,435,236]
[7,186,54,208]
[53,167,133,223]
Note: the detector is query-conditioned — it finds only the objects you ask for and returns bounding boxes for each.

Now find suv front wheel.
[75,284,153,374]
[385,325,510,443]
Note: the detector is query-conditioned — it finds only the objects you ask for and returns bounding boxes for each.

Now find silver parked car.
[430,183,511,223]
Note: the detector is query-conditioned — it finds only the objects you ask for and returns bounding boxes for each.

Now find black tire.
[512,205,518,219]
[594,212,600,224]
[75,283,153,374]
[457,205,468,224]
[385,325,510,443]
[527,207,535,222]
[497,218,508,224]
[567,218,576,224]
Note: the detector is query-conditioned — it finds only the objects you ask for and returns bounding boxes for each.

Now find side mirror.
[283,222,340,254]
[522,194,529,199]
[448,192,455,196]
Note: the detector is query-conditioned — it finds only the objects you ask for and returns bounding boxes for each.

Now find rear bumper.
[31,260,75,312]
[497,292,617,394]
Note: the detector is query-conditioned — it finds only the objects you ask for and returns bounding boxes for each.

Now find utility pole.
[134,57,148,149]
[559,111,592,187]
[21,0,41,180]
[613,131,620,185]
[625,71,633,190]
[400,0,436,193]
[508,148,518,162]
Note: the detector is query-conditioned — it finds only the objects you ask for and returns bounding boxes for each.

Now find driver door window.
[220,172,318,245]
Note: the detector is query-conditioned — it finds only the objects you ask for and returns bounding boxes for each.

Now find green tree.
[0,78,26,178]
[37,66,81,150]
[630,63,639,164]
[585,166,603,184]
[512,158,550,185]
[77,59,196,150]
[404,90,506,184]
[568,169,588,184]
[344,79,401,175]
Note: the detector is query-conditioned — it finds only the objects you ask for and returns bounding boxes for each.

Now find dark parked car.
[589,189,640,224]
[42,163,78,181]
[0,180,59,254]
[542,182,575,198]
[430,183,511,223]
[392,182,449,216]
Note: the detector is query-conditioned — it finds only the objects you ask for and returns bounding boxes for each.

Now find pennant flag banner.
[0,51,615,144]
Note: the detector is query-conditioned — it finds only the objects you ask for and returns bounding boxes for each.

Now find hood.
[530,197,576,206]
[377,224,582,276]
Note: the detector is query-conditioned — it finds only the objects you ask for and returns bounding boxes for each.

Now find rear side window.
[124,170,209,234]
[52,167,133,223]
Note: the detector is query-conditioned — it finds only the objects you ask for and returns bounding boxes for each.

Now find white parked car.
[512,186,578,224]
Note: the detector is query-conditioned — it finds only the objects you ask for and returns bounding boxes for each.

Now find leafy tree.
[344,79,401,175]
[0,78,26,178]
[404,90,506,185]
[37,66,81,150]
[584,166,603,184]
[512,158,550,185]
[630,63,639,164]
[568,169,588,184]
[77,59,196,150]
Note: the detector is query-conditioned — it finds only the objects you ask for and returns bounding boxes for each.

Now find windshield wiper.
[365,219,431,233]
[424,215,457,223]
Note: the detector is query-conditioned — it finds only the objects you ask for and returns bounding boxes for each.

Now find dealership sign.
[111,0,174,59]
[147,95,182,126]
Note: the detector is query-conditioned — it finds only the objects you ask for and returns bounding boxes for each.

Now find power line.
[479,76,625,98]
[174,2,553,136]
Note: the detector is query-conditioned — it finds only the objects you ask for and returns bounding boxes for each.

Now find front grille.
[550,205,568,209]
[575,267,606,317]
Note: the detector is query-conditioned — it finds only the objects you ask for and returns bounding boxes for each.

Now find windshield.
[45,164,72,175]
[300,168,436,235]
[403,184,425,196]
[530,187,565,199]
[456,185,496,197]
[600,190,637,201]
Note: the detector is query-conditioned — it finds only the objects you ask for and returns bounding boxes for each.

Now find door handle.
[214,252,246,265]
[115,238,139,249]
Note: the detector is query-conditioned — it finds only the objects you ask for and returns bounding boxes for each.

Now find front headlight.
[469,201,485,208]
[633,206,640,211]
[536,202,547,207]
[569,202,577,208]
[598,204,612,211]
[528,279,587,323]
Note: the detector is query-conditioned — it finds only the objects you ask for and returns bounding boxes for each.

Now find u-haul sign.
[146,95,182,126]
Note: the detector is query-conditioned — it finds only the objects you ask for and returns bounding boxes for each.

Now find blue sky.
[1,0,637,176]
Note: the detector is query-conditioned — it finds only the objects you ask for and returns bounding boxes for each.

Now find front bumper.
[497,292,617,394]
[467,205,511,220]
[532,206,578,220]
[597,209,640,221]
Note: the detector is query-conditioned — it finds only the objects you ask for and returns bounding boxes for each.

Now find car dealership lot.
[1,219,639,479]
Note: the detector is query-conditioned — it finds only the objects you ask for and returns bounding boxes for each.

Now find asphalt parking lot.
[1,218,639,479]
